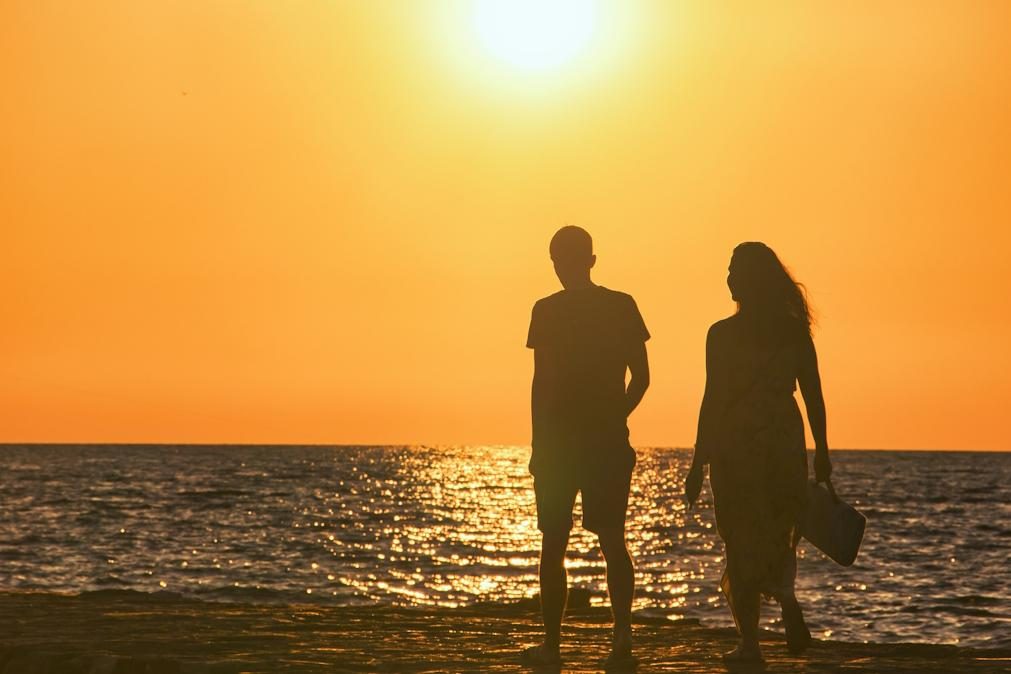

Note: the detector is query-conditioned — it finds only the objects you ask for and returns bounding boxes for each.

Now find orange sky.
[2,2,1009,449]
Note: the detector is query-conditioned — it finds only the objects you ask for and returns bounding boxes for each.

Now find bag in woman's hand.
[800,478,866,566]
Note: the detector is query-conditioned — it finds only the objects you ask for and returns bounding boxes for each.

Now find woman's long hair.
[731,242,813,341]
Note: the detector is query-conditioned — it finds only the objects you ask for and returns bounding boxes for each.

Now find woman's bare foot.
[723,641,764,664]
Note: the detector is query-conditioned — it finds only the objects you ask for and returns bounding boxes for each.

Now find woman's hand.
[684,462,704,509]
[814,446,832,483]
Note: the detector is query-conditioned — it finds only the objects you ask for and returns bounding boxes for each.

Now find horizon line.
[0,442,1006,453]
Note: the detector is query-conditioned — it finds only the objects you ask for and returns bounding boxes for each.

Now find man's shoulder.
[532,290,567,311]
[597,286,638,305]
[592,287,642,316]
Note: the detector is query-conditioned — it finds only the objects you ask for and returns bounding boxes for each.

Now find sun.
[472,0,598,72]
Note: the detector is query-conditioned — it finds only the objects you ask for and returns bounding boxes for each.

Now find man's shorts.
[533,458,634,534]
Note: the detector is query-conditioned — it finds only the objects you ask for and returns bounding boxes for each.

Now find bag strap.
[824,476,840,502]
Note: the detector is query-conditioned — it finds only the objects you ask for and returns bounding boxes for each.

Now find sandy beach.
[1,591,1009,673]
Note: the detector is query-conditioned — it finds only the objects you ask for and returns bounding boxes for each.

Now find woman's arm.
[797,333,832,482]
[692,324,721,467]
[685,325,719,507]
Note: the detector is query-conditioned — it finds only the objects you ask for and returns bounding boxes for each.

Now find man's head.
[549,226,595,289]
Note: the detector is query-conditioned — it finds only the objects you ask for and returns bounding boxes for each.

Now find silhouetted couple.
[521,226,832,668]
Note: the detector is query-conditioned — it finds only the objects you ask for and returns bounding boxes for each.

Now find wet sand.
[1,591,1009,673]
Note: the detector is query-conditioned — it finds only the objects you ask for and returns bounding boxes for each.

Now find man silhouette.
[522,226,650,667]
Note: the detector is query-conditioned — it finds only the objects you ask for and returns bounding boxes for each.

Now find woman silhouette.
[686,242,831,664]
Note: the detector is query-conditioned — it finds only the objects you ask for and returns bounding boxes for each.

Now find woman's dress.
[708,337,808,617]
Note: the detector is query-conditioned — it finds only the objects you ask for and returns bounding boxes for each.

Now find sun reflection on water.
[296,445,723,616]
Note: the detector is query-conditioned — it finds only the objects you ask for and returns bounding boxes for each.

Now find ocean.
[1,445,1007,649]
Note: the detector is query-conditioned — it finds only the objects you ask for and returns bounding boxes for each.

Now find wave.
[71,584,366,607]
[78,588,189,602]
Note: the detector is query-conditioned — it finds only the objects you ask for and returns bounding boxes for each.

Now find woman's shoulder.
[707,315,740,339]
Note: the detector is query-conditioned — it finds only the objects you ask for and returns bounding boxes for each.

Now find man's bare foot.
[519,642,561,668]
[602,626,637,669]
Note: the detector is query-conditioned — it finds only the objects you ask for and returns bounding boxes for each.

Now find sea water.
[0,445,1007,648]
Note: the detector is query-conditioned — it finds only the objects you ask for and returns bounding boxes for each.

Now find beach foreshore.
[1,591,1008,673]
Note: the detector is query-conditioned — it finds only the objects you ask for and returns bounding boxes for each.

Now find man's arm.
[625,341,650,416]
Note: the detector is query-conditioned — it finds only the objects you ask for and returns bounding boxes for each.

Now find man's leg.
[584,455,635,660]
[526,471,576,663]
[539,529,570,649]
[597,527,634,648]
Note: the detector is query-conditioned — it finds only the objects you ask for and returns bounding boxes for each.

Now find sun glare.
[472,0,598,72]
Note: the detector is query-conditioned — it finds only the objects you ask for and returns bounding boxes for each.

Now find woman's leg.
[722,555,763,660]
[781,593,811,653]
[731,579,761,651]
[779,542,811,653]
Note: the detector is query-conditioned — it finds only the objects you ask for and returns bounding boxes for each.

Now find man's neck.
[562,278,595,291]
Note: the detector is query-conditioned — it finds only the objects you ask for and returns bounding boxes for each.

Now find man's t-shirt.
[527,285,650,474]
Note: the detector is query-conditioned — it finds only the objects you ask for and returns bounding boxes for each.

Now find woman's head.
[728,242,813,338]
